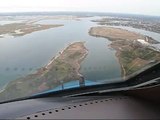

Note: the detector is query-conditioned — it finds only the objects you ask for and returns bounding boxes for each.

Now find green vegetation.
[89,26,160,77]
[0,42,88,102]
[120,47,160,75]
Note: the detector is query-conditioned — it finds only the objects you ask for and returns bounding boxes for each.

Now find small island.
[0,23,63,38]
[0,42,88,102]
[89,26,160,78]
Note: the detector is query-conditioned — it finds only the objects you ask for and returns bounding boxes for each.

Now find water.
[109,26,160,41]
[1,16,159,90]
[36,17,121,82]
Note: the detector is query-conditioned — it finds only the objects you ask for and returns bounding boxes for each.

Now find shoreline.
[76,44,89,77]
[109,44,126,79]
[0,23,63,38]
[89,26,160,78]
[0,41,88,99]
[45,41,88,77]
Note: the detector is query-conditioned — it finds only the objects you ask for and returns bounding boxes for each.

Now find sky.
[0,0,159,16]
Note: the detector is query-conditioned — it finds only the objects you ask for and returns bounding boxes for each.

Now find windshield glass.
[0,0,160,103]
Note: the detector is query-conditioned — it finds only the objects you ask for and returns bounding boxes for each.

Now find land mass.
[92,16,160,34]
[0,23,63,38]
[89,26,160,78]
[0,42,88,102]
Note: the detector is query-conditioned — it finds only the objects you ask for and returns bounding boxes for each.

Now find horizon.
[0,11,159,17]
[0,0,160,16]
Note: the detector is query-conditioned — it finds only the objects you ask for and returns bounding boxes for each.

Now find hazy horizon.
[0,11,159,18]
[0,0,159,16]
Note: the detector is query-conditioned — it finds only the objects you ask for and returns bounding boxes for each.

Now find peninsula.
[89,26,160,78]
[0,42,88,102]
[0,23,63,38]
